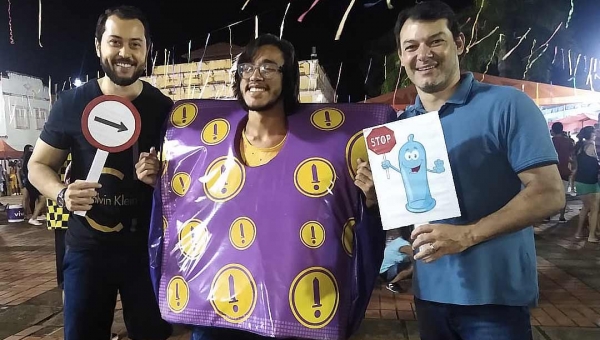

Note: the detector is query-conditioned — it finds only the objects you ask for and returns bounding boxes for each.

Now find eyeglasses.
[237,62,283,79]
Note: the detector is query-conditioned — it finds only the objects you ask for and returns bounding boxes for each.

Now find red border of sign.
[81,95,142,153]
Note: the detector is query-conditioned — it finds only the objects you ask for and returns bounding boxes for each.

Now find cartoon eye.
[404,151,412,161]
[411,150,420,160]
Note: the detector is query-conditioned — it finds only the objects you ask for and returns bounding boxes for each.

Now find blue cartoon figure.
[382,134,445,213]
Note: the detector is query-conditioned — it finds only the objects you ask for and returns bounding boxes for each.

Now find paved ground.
[0,195,599,339]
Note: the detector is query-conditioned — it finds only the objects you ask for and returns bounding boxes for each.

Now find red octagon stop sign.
[366,126,397,155]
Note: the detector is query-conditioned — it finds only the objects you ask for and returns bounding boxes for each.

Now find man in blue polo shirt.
[392,1,565,339]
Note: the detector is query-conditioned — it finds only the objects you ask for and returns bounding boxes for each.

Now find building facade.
[0,72,50,153]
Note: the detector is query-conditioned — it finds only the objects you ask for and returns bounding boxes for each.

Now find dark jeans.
[63,247,172,340]
[414,298,533,340]
[191,327,283,340]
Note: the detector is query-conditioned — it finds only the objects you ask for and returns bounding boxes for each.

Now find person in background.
[551,122,574,222]
[379,236,413,293]
[572,126,600,243]
[22,144,46,225]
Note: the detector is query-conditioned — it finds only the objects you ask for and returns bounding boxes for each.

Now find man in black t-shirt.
[28,6,173,340]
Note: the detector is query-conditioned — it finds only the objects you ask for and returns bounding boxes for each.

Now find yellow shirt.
[240,130,286,167]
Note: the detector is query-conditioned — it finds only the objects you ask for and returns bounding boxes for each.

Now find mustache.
[112,58,137,65]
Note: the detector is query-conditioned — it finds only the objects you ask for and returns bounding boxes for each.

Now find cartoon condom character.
[382,134,445,213]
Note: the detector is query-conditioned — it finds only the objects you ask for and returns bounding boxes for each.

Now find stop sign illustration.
[366,126,396,155]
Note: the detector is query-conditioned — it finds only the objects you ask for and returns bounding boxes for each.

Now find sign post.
[366,126,396,179]
[76,95,141,216]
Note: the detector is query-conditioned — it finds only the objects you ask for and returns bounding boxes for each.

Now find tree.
[379,0,581,95]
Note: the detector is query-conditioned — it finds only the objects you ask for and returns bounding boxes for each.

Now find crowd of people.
[0,144,47,225]
[550,122,600,243]
[17,1,574,340]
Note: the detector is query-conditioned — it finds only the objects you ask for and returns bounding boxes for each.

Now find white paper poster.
[363,111,461,230]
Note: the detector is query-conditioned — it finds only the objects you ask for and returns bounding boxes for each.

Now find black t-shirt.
[40,80,173,250]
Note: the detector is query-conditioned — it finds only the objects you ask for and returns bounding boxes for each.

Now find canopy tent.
[548,112,598,133]
[366,72,600,111]
[0,140,22,159]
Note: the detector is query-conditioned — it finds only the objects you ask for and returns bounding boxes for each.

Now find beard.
[241,91,283,112]
[100,56,145,86]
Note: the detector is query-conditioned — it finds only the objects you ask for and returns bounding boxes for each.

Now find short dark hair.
[95,6,151,48]
[551,122,564,134]
[394,0,460,49]
[233,34,300,114]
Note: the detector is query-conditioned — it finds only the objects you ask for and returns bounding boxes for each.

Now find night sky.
[0,0,598,101]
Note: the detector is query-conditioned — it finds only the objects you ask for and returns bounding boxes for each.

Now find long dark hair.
[575,126,595,155]
[233,34,300,114]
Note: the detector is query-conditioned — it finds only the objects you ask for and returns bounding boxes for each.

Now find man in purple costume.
[137,34,386,340]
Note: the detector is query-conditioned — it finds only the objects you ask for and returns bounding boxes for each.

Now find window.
[14,107,29,130]
[34,108,48,130]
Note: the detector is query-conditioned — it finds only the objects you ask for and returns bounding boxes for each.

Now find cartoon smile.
[411,165,421,173]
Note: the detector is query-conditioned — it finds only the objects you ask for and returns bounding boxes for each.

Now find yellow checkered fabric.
[46,154,71,230]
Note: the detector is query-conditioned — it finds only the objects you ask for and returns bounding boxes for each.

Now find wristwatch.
[57,187,67,208]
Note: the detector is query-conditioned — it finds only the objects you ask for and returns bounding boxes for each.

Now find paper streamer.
[334,62,343,103]
[502,28,531,61]
[392,66,402,108]
[466,26,499,53]
[298,0,321,22]
[466,0,486,52]
[523,39,537,79]
[280,2,291,38]
[48,76,52,106]
[561,48,565,69]
[483,34,503,78]
[566,0,574,28]
[255,15,259,38]
[38,0,43,47]
[384,55,387,81]
[586,57,594,88]
[568,50,572,76]
[335,0,357,40]
[198,33,212,99]
[364,58,372,84]
[241,0,251,10]
[7,0,14,44]
[525,44,548,79]
[532,22,562,56]
[552,46,557,65]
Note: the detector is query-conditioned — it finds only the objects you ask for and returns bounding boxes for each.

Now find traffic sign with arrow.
[76,95,141,217]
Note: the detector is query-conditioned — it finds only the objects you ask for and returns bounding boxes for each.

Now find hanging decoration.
[298,0,321,22]
[7,0,14,44]
[586,57,594,91]
[522,39,537,79]
[392,66,402,108]
[551,46,557,65]
[334,62,343,103]
[501,28,531,61]
[384,55,387,81]
[39,0,43,47]
[483,34,503,77]
[566,0,574,28]
[255,15,259,38]
[466,0,486,53]
[335,0,357,40]
[466,26,499,53]
[241,0,251,11]
[280,2,291,38]
[364,57,372,84]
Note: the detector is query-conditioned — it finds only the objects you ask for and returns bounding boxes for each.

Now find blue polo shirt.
[400,72,558,307]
